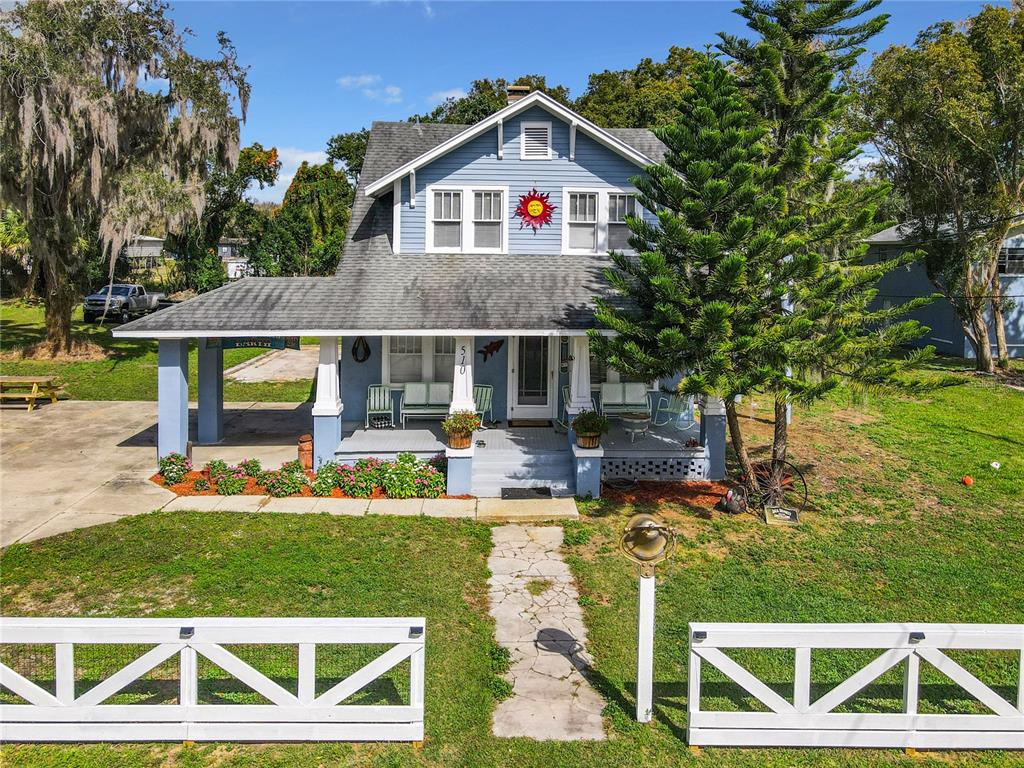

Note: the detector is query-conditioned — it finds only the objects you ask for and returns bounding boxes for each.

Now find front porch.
[147,333,727,500]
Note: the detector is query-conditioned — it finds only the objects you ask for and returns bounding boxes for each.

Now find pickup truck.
[82,284,166,324]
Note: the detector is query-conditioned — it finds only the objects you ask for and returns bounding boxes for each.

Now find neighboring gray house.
[114,90,728,499]
[866,218,1024,359]
[124,235,166,270]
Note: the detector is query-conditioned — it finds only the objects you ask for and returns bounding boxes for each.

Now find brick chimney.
[506,85,531,105]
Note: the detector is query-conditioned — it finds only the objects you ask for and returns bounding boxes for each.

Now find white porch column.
[312,336,343,468]
[449,336,475,413]
[567,335,593,414]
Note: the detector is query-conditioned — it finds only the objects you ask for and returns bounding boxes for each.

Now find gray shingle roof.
[118,117,662,336]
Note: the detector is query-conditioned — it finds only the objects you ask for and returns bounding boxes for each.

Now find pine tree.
[591,53,816,483]
[594,3,937,498]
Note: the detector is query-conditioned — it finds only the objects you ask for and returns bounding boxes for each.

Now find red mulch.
[602,480,729,509]
[151,471,468,501]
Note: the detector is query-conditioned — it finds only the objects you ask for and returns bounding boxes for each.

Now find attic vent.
[521,122,551,160]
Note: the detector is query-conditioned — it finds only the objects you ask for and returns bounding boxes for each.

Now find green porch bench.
[599,382,652,418]
[399,382,451,427]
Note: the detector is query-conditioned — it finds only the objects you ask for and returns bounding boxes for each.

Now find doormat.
[501,487,553,500]
[508,419,553,428]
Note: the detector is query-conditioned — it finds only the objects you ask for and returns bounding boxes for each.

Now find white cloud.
[248,147,329,204]
[426,87,466,106]
[337,73,381,89]
[844,150,881,180]
[363,84,403,104]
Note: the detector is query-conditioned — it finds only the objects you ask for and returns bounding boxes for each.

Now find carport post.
[197,339,224,444]
[701,396,727,481]
[312,336,343,468]
[157,339,189,461]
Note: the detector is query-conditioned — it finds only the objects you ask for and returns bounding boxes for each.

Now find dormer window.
[426,185,507,253]
[521,121,552,160]
[563,187,639,255]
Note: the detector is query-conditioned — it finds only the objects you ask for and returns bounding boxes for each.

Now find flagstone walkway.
[488,524,605,741]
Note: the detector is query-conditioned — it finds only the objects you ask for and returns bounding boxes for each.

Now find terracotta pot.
[448,432,472,450]
[298,433,313,470]
[576,432,601,449]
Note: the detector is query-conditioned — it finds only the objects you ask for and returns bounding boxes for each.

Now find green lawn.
[1,359,1022,765]
[0,300,313,402]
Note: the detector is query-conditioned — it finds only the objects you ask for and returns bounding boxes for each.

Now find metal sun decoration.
[514,188,556,230]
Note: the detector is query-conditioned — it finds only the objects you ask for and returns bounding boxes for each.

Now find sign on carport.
[212,337,300,351]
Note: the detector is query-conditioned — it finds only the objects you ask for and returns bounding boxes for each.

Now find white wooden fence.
[0,617,425,742]
[687,622,1024,749]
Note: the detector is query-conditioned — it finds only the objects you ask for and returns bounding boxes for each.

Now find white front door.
[507,336,558,420]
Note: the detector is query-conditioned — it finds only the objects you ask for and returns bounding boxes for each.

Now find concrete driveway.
[0,400,311,547]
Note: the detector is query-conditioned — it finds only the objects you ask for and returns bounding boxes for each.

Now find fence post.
[180,646,197,707]
[298,643,315,705]
[55,643,74,704]
[794,647,811,712]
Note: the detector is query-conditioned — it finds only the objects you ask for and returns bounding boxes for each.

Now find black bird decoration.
[477,338,505,362]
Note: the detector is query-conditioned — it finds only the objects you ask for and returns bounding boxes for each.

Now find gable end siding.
[399,106,654,254]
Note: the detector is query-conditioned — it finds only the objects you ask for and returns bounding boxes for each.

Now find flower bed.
[152,452,455,500]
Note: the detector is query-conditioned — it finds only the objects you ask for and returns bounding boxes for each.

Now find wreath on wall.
[514,188,556,230]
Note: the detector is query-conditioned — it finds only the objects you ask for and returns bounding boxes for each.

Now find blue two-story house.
[115,89,728,498]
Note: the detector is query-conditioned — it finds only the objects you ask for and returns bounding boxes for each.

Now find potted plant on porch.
[572,410,609,449]
[442,410,481,449]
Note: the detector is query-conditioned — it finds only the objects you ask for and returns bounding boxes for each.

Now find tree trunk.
[725,399,757,493]
[41,254,76,354]
[966,306,995,373]
[770,393,789,492]
[990,273,1010,369]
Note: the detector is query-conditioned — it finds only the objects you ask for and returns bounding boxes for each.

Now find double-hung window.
[427,186,506,253]
[998,247,1024,275]
[431,190,462,250]
[473,191,503,250]
[567,192,598,251]
[563,188,640,254]
[388,336,423,384]
[384,335,457,386]
[607,193,637,251]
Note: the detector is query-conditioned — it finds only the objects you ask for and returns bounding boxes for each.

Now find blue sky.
[166,0,1002,202]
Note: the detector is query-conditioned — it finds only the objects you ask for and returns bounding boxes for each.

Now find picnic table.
[0,375,60,411]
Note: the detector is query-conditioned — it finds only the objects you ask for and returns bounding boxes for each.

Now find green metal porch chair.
[365,384,394,428]
[653,394,695,430]
[473,384,494,428]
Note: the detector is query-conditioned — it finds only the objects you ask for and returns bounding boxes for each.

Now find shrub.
[281,459,306,478]
[380,453,422,499]
[205,459,230,483]
[239,458,262,478]
[193,477,210,492]
[354,457,385,486]
[414,463,446,499]
[335,464,375,498]
[428,452,448,475]
[572,409,610,435]
[216,466,247,496]
[312,462,339,497]
[264,469,306,497]
[441,410,480,436]
[158,453,191,485]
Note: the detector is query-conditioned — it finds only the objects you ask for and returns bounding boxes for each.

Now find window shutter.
[522,124,551,159]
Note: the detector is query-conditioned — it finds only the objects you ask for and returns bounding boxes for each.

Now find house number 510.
[458,345,467,374]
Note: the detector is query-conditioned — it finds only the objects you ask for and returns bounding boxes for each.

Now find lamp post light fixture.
[618,512,677,723]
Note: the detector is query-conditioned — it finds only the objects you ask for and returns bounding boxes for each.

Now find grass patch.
[526,578,554,596]
[0,300,313,402]
[1,367,1022,766]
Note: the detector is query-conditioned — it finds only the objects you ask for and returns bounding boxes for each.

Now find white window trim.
[561,186,639,256]
[425,184,508,254]
[382,335,460,387]
[520,121,552,161]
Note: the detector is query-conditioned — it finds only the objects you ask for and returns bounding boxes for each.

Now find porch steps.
[471,451,576,499]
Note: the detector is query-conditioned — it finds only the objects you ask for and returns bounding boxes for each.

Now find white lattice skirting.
[602,453,709,482]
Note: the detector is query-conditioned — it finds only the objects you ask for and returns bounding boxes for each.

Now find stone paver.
[421,498,476,518]
[477,497,578,521]
[313,498,369,515]
[260,497,319,514]
[367,498,424,516]
[488,525,605,741]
